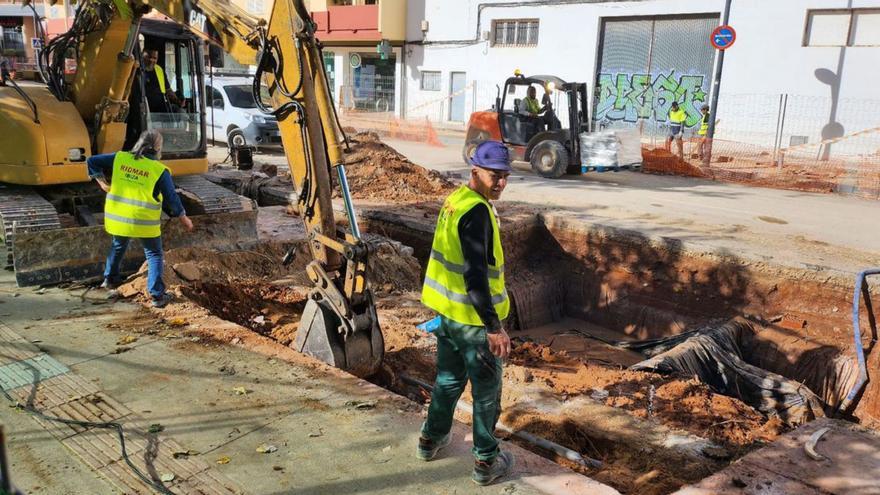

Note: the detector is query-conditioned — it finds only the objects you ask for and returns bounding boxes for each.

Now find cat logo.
[189,9,207,35]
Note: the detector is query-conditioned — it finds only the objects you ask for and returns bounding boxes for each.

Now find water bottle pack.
[580,131,620,172]
[579,130,643,173]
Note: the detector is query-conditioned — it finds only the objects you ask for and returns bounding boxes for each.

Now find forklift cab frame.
[495,74,590,177]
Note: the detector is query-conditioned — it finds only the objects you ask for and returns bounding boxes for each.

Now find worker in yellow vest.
[665,101,687,159]
[418,140,515,486]
[87,129,194,308]
[142,49,185,114]
[698,104,719,161]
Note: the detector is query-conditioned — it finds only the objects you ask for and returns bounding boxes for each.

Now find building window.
[492,19,539,47]
[421,70,441,91]
[804,8,880,47]
[852,10,880,46]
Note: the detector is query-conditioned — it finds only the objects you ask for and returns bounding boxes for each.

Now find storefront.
[0,5,43,75]
[320,47,402,115]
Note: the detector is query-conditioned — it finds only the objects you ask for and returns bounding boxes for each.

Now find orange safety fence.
[339,110,445,148]
[641,128,880,199]
[335,79,479,148]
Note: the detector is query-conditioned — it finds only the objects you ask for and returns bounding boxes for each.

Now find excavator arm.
[37,0,384,376]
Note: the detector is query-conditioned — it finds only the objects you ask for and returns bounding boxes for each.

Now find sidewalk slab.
[0,278,617,494]
[674,418,880,495]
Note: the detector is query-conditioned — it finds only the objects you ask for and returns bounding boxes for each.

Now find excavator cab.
[0,0,382,378]
[125,19,206,159]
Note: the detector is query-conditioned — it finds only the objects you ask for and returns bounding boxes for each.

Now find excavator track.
[174,175,246,214]
[5,176,257,287]
[0,187,62,269]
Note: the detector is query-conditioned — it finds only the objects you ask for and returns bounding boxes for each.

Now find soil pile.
[642,148,709,177]
[119,236,422,347]
[509,340,782,447]
[337,132,457,202]
[118,242,308,299]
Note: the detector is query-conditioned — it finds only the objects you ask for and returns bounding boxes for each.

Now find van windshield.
[224,85,257,108]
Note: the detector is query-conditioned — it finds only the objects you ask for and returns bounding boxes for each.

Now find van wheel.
[530,140,569,178]
[227,128,247,148]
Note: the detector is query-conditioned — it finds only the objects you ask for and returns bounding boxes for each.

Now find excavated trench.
[131,205,877,494]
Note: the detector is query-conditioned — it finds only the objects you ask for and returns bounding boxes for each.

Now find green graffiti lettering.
[594,71,708,128]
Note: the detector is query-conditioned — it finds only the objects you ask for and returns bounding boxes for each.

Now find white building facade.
[402,0,880,155]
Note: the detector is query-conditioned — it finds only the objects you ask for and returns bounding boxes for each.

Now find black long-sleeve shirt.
[458,203,502,333]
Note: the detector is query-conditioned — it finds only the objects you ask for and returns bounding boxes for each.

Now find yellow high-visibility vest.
[421,186,509,327]
[104,151,168,238]
[669,107,687,124]
[698,113,710,136]
[154,65,166,94]
[523,96,541,114]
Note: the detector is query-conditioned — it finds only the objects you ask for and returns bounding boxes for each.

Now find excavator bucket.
[294,295,384,378]
[11,210,258,287]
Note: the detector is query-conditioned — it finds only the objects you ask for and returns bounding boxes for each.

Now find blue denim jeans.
[104,235,165,299]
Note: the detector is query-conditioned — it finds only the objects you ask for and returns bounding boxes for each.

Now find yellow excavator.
[0,0,383,377]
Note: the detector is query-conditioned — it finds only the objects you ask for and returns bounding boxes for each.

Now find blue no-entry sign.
[711,25,736,50]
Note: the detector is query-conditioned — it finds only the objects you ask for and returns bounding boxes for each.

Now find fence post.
[776,94,788,170]
[772,93,783,162]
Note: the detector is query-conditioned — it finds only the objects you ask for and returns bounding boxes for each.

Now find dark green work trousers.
[420,316,503,463]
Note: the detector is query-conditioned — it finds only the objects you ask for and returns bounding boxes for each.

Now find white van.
[205,76,281,151]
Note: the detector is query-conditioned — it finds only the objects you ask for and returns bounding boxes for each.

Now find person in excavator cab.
[418,140,515,486]
[87,129,194,308]
[141,48,186,114]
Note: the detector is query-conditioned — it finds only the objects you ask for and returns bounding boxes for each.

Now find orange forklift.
[463,72,590,178]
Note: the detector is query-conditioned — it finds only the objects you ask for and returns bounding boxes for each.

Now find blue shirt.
[86,152,186,218]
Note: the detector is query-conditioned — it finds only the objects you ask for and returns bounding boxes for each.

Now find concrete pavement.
[383,138,880,276]
[0,270,616,494]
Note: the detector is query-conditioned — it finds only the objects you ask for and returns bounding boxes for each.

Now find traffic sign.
[711,25,736,50]
[31,38,43,49]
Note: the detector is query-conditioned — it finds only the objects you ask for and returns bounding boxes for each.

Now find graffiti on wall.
[594,71,708,127]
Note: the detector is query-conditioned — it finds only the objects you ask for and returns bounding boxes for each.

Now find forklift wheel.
[530,140,569,178]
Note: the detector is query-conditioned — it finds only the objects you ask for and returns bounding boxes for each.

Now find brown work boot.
[416,433,450,461]
[472,451,514,486]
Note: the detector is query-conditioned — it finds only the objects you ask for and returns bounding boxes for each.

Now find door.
[205,84,226,141]
[323,51,336,103]
[449,72,466,122]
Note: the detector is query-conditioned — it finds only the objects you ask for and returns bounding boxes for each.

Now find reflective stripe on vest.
[698,113,709,136]
[104,151,168,238]
[421,186,510,327]
[669,108,687,124]
[154,65,166,94]
[429,249,504,280]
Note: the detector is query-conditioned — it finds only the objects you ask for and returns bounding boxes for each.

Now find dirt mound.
[182,281,307,344]
[363,235,422,294]
[509,340,781,448]
[337,132,457,202]
[118,242,308,299]
[642,148,709,177]
[119,235,422,351]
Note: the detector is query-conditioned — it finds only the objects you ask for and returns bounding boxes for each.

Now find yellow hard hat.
[513,68,522,76]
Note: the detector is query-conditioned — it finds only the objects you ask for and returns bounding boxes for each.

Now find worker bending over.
[87,129,193,308]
